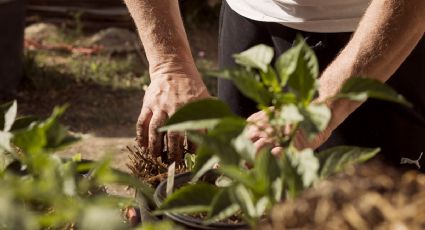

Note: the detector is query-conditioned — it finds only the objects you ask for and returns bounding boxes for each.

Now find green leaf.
[208,117,247,140]
[0,151,15,172]
[165,99,235,126]
[13,123,47,155]
[286,148,319,188]
[0,131,13,152]
[12,105,78,154]
[184,153,196,171]
[219,166,258,193]
[80,207,127,230]
[317,146,380,178]
[160,119,221,132]
[254,150,281,195]
[336,77,412,107]
[209,69,272,106]
[232,129,256,164]
[161,117,246,133]
[279,104,304,125]
[191,146,218,182]
[157,183,219,214]
[275,92,298,105]
[275,44,299,88]
[207,187,240,223]
[89,158,155,205]
[260,66,281,92]
[188,132,240,166]
[271,178,283,202]
[281,152,303,198]
[255,196,270,218]
[299,104,331,140]
[231,185,256,219]
[277,36,319,103]
[3,100,17,132]
[233,44,274,72]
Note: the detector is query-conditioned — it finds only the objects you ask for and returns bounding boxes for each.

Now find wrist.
[149,56,201,80]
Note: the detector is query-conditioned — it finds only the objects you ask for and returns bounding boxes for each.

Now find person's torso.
[226,0,371,32]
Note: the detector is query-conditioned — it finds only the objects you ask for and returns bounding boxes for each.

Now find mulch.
[263,158,425,230]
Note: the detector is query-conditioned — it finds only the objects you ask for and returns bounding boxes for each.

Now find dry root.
[126,146,186,187]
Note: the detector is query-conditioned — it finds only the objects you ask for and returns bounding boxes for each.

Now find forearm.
[124,0,197,77]
[319,0,425,131]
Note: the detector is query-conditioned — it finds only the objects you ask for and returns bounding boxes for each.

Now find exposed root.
[126,146,186,187]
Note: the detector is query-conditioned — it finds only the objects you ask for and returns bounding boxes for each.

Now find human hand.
[247,110,332,156]
[136,64,210,163]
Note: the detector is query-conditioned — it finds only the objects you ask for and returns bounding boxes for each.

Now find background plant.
[155,37,411,227]
[0,101,154,230]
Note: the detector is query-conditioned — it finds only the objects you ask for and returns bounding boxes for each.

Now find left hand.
[247,110,332,156]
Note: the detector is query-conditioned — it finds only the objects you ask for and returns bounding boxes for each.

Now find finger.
[271,147,283,157]
[136,107,153,148]
[247,125,269,142]
[254,137,274,153]
[247,111,266,122]
[148,111,167,158]
[167,131,185,164]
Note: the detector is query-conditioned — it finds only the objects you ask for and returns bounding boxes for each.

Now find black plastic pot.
[154,172,248,230]
[0,0,26,98]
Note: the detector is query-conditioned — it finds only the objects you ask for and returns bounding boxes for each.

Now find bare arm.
[124,0,196,75]
[124,0,209,162]
[313,0,425,146]
[252,0,425,151]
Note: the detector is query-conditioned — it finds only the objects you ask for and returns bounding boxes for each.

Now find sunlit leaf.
[233,44,274,72]
[0,131,13,153]
[231,185,256,219]
[209,69,272,106]
[3,100,17,132]
[300,103,331,140]
[317,146,380,178]
[255,196,270,217]
[260,66,281,92]
[336,77,412,107]
[277,36,319,103]
[288,148,319,188]
[281,152,303,199]
[160,119,221,132]
[165,99,235,126]
[232,129,256,164]
[279,104,304,125]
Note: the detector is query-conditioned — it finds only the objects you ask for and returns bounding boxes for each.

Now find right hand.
[136,63,210,163]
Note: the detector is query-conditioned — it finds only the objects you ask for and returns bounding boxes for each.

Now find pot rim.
[154,172,248,229]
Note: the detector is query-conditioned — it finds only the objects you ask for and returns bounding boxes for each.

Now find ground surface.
[10,22,218,196]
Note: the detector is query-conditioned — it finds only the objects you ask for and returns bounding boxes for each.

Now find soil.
[263,157,425,230]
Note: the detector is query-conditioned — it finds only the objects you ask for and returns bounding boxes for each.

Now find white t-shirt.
[226,0,371,33]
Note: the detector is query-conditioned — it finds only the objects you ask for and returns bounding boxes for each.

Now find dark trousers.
[218,1,425,171]
[0,0,26,99]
